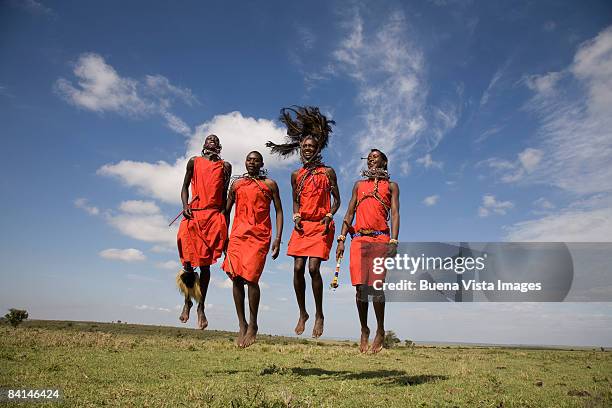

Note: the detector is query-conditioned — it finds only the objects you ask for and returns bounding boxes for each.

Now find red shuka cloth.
[349,179,391,286]
[222,178,272,283]
[177,157,228,267]
[287,166,335,260]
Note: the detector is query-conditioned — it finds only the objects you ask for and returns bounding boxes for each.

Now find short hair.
[247,151,264,160]
[370,149,388,170]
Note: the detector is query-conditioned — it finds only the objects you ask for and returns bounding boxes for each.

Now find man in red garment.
[267,106,340,338]
[177,134,231,329]
[222,151,283,348]
[336,149,400,354]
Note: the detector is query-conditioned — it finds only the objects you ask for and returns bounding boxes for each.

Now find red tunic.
[177,157,228,267]
[349,179,391,286]
[286,166,335,260]
[222,178,272,283]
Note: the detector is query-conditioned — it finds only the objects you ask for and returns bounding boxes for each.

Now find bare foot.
[179,299,193,323]
[371,330,385,354]
[294,312,309,335]
[312,316,324,338]
[196,303,208,330]
[359,327,370,353]
[241,324,258,348]
[236,320,248,347]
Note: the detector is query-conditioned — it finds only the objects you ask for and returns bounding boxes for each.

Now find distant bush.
[5,309,28,327]
[404,339,414,348]
[383,330,401,349]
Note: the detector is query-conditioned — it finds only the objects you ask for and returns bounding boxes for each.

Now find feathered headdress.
[266,106,335,164]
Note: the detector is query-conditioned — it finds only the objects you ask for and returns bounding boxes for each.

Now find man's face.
[301,138,318,159]
[245,152,263,174]
[203,135,220,151]
[367,150,386,169]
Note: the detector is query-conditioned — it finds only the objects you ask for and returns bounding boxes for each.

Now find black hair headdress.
[266,106,335,165]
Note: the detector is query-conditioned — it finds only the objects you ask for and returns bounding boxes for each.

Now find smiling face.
[203,134,221,152]
[301,137,318,160]
[245,151,264,176]
[367,149,387,170]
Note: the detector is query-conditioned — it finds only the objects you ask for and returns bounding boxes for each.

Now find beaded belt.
[350,229,389,238]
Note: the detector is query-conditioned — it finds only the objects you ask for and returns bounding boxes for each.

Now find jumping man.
[221,151,283,348]
[336,149,400,353]
[176,134,231,329]
[267,106,340,338]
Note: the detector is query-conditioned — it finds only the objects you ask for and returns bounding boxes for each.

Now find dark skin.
[336,150,400,354]
[291,137,341,338]
[179,134,232,329]
[226,151,283,348]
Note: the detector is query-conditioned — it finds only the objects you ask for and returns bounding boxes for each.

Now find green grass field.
[1,320,610,407]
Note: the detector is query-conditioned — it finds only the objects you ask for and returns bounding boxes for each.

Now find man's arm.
[335,181,359,260]
[290,170,303,232]
[225,180,236,229]
[388,181,400,257]
[222,161,232,215]
[266,179,284,259]
[181,157,196,219]
[327,167,341,216]
[321,167,341,235]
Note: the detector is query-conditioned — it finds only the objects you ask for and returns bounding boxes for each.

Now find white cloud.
[119,200,161,215]
[523,71,563,94]
[521,26,612,195]
[134,304,171,312]
[106,212,176,246]
[151,245,174,254]
[423,195,439,206]
[99,248,146,262]
[505,26,612,241]
[99,111,292,204]
[517,148,543,172]
[479,147,542,183]
[506,206,612,241]
[55,53,194,136]
[533,197,555,210]
[213,277,233,289]
[55,53,150,115]
[74,198,100,215]
[416,153,443,170]
[478,194,514,217]
[331,10,429,161]
[156,260,180,270]
[400,161,411,176]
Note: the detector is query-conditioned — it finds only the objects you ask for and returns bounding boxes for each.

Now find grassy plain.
[1,320,610,407]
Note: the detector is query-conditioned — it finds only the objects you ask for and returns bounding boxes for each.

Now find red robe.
[349,179,391,286]
[177,157,228,267]
[222,178,272,283]
[287,166,335,260]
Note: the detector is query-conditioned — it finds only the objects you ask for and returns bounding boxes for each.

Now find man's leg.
[242,281,260,348]
[308,257,324,338]
[179,262,194,323]
[356,284,370,353]
[293,256,309,335]
[370,287,386,354]
[197,265,211,330]
[232,276,247,346]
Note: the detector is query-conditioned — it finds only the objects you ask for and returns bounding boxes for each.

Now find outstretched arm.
[290,170,303,232]
[222,161,232,215]
[321,167,341,235]
[388,182,400,257]
[181,157,195,219]
[335,181,359,260]
[267,179,284,259]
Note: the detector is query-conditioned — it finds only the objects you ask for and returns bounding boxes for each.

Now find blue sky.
[1,0,612,346]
